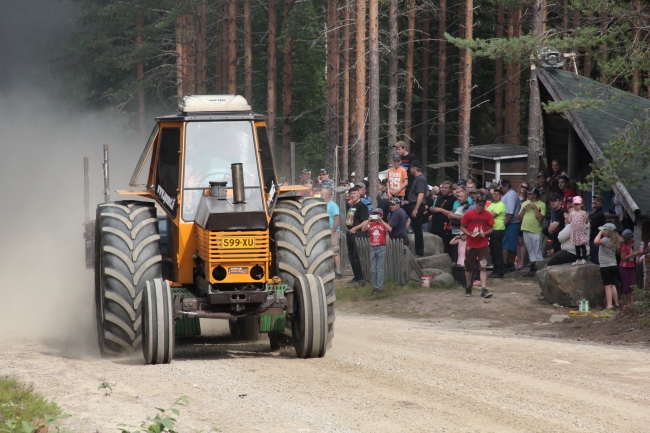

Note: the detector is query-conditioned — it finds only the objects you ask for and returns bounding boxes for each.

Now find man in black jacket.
[345,186,370,283]
[403,160,427,257]
[429,181,457,257]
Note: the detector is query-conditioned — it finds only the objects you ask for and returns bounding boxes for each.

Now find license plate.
[222,237,256,249]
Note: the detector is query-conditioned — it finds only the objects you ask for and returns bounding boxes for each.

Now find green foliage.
[0,376,67,433]
[119,396,189,433]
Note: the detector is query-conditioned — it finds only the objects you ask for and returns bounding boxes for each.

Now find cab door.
[153,124,183,218]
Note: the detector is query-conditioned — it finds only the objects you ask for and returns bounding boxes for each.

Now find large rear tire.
[142,278,175,364]
[228,317,262,341]
[273,197,336,347]
[95,201,162,355]
[292,274,328,358]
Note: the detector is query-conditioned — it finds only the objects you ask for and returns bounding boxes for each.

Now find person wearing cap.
[543,192,567,254]
[396,141,417,198]
[387,153,408,202]
[345,186,370,283]
[322,188,342,279]
[460,196,495,298]
[619,229,642,306]
[518,187,546,277]
[404,159,427,257]
[388,197,409,246]
[457,179,467,189]
[467,188,481,210]
[430,180,457,257]
[300,168,312,185]
[362,208,391,294]
[318,168,334,192]
[566,196,589,265]
[350,172,356,184]
[595,223,623,310]
[589,194,606,264]
[499,179,522,273]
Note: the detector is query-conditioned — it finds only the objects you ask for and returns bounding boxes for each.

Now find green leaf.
[170,408,180,416]
[160,418,174,429]
[21,420,36,433]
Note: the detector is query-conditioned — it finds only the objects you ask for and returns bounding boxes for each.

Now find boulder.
[408,232,443,257]
[430,273,456,288]
[416,254,452,275]
[537,264,605,307]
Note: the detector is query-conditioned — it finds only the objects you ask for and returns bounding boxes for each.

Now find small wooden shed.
[449,144,529,188]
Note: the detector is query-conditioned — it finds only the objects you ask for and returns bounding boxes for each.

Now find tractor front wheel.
[292,274,328,358]
[142,278,175,364]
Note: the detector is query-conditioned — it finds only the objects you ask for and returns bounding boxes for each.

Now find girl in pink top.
[450,234,467,266]
[567,196,589,264]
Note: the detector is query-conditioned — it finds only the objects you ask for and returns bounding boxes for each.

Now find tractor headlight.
[212,265,227,281]
[250,265,264,280]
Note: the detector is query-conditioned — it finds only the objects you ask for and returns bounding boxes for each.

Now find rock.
[549,314,570,323]
[537,264,605,308]
[407,232,443,257]
[430,273,456,288]
[416,254,452,275]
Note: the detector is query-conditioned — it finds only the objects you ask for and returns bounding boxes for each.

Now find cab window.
[154,127,181,217]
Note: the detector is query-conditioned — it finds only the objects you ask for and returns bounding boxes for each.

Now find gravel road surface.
[1,314,649,433]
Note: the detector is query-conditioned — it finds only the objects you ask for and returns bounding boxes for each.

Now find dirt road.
[2,314,650,433]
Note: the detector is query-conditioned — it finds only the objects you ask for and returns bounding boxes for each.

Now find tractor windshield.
[182,121,263,221]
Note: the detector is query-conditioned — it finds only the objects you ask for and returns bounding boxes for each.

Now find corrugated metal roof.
[538,67,650,218]
[453,144,527,159]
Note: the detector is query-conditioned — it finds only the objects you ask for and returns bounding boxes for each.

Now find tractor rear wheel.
[273,197,336,347]
[142,278,175,364]
[292,274,328,358]
[229,317,262,341]
[95,201,162,356]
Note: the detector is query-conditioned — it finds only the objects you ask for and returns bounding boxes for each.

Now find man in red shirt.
[460,196,495,298]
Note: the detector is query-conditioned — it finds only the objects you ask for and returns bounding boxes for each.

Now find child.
[620,230,642,305]
[567,196,589,264]
[450,234,468,267]
[362,208,392,295]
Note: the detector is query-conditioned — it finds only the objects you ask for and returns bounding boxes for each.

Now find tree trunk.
[282,0,295,178]
[136,13,145,135]
[420,4,430,174]
[195,1,207,94]
[267,0,278,153]
[227,0,237,94]
[561,0,568,71]
[244,0,253,102]
[326,0,340,176]
[527,0,544,185]
[216,1,225,93]
[504,6,521,146]
[458,0,472,180]
[437,0,447,184]
[600,9,608,83]
[176,12,196,102]
[354,0,367,180]
[387,0,399,159]
[403,0,416,143]
[571,10,580,72]
[342,0,351,182]
[494,3,504,142]
[348,3,357,180]
[368,0,379,204]
[583,13,592,78]
[631,0,641,95]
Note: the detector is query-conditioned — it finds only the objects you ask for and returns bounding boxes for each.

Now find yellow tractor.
[92,95,335,364]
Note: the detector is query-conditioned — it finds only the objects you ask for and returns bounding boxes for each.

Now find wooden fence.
[355,237,422,285]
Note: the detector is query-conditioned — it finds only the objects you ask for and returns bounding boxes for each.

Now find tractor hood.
[194,194,268,231]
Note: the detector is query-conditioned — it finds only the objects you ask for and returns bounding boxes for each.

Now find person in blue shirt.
[322,188,342,278]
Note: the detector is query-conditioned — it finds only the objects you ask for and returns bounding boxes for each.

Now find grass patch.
[336,279,433,304]
[0,376,63,432]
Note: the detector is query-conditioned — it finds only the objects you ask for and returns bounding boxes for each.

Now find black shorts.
[600,266,618,286]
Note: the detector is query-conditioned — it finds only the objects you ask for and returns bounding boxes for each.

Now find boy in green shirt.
[518,187,546,277]
[488,189,507,278]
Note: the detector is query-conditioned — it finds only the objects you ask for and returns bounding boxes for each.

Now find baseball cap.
[319,168,328,174]
[392,153,402,161]
[389,197,401,205]
[468,188,480,194]
[549,192,563,201]
[622,229,634,238]
[592,194,604,202]
[458,179,467,186]
[572,196,583,204]
[427,185,433,191]
[526,187,540,195]
[380,178,388,184]
[349,185,360,193]
[475,196,487,204]
[598,223,617,231]
[301,168,311,174]
[537,171,546,178]
[340,180,349,185]
[350,171,356,177]
[372,208,384,215]
[410,159,422,169]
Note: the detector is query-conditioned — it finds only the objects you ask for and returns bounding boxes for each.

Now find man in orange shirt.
[387,153,408,203]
